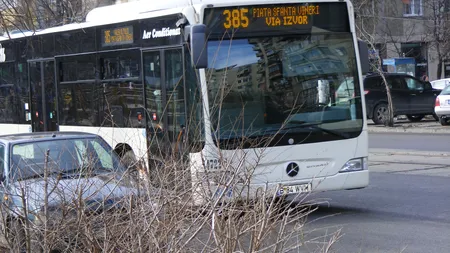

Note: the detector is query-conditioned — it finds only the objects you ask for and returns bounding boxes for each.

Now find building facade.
[356,0,450,81]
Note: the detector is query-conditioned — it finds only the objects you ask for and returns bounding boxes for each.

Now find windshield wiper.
[284,120,351,139]
[16,167,113,181]
[60,167,113,178]
[213,121,351,140]
[17,170,65,181]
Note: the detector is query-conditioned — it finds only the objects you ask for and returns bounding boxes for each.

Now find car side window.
[365,77,382,89]
[388,77,405,90]
[405,77,424,91]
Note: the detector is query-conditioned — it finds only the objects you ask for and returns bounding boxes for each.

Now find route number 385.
[223,9,249,29]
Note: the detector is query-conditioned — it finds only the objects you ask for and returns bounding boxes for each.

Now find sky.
[207,39,259,69]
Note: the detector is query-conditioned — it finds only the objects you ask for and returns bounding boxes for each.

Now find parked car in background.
[430,78,450,90]
[434,85,450,125]
[363,73,440,124]
[0,132,140,251]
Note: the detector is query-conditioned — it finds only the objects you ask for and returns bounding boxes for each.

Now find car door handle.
[411,94,417,96]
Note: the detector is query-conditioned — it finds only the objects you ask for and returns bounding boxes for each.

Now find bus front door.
[143,48,187,161]
[29,60,58,132]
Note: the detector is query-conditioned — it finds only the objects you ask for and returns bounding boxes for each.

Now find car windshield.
[440,85,450,95]
[10,137,126,181]
[206,34,363,144]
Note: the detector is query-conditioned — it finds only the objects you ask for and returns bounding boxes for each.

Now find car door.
[404,76,437,114]
[386,76,410,114]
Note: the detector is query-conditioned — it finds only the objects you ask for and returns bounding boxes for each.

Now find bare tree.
[353,0,395,126]
[0,0,107,35]
[354,0,436,126]
[0,92,342,253]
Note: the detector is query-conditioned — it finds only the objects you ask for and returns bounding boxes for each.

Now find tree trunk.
[380,75,394,127]
[437,59,443,80]
[385,88,395,127]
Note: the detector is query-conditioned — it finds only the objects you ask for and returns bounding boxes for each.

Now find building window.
[403,0,422,16]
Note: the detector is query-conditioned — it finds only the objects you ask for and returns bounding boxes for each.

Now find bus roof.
[0,0,190,41]
[85,0,192,23]
[0,0,349,42]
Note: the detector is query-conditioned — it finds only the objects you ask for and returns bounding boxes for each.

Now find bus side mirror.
[358,40,370,75]
[185,24,208,69]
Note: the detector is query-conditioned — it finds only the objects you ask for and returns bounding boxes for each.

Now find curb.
[369,148,450,157]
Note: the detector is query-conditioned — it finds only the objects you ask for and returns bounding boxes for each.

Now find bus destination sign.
[221,5,320,29]
[101,25,134,47]
[204,3,349,36]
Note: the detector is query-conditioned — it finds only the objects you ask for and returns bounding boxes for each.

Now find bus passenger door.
[28,60,58,132]
[143,48,187,161]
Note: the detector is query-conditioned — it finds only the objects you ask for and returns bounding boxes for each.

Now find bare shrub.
[0,125,341,253]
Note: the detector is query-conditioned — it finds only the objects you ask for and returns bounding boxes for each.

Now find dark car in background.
[363,73,440,124]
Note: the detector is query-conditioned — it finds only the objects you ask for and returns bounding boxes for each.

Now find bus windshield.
[206,34,363,146]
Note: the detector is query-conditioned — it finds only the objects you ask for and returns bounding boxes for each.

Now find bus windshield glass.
[206,34,362,144]
[204,2,363,148]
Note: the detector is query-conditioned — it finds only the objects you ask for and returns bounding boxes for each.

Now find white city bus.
[0,0,369,204]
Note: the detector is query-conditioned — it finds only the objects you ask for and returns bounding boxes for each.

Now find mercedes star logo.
[286,162,299,177]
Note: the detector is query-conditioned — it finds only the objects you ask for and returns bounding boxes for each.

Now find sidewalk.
[370,148,450,164]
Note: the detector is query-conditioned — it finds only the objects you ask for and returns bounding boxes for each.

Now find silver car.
[434,85,450,125]
[0,131,140,251]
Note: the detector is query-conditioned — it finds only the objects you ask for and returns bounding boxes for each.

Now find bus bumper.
[191,170,369,206]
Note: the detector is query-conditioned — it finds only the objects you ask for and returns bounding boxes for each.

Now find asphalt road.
[300,172,450,253]
[369,132,449,152]
[289,132,450,252]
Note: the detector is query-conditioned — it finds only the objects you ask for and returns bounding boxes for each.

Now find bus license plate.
[278,183,312,196]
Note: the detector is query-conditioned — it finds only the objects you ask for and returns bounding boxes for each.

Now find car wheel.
[372,103,389,125]
[439,117,449,126]
[406,114,425,122]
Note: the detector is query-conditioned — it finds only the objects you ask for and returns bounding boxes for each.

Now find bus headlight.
[339,157,368,173]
